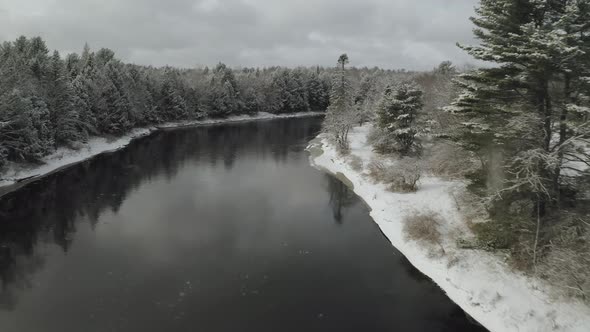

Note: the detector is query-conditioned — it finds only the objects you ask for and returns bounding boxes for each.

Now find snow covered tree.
[271,69,310,113]
[47,51,82,146]
[355,73,380,125]
[0,91,53,162]
[373,82,423,155]
[95,61,132,134]
[445,1,590,278]
[323,54,357,150]
[307,71,330,112]
[451,0,590,215]
[71,72,96,141]
[414,61,460,137]
[124,66,159,125]
[160,71,189,121]
[208,63,240,116]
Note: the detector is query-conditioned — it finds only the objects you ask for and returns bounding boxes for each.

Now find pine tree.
[450,0,590,253]
[0,91,53,162]
[375,82,423,155]
[160,76,189,121]
[307,72,329,112]
[208,63,240,116]
[452,0,588,207]
[96,61,132,134]
[71,73,96,141]
[47,51,82,146]
[324,54,357,150]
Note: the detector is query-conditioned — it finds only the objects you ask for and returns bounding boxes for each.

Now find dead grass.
[347,155,363,172]
[403,211,446,256]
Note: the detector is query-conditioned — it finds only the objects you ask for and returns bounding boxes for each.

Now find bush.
[389,158,422,192]
[367,159,389,182]
[403,211,445,256]
[539,217,590,302]
[347,155,363,172]
[367,158,422,192]
[424,141,477,179]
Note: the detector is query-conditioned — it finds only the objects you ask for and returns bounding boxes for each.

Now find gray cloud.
[0,0,480,70]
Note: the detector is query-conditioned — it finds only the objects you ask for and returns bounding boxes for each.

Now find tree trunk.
[536,79,552,217]
[542,80,552,152]
[553,74,571,207]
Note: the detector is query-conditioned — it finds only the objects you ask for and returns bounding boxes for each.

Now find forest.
[322,0,590,304]
[0,37,337,168]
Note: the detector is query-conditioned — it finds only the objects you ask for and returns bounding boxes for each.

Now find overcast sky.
[0,0,480,70]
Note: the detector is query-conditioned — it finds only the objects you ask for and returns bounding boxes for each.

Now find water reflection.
[326,176,356,224]
[0,117,485,332]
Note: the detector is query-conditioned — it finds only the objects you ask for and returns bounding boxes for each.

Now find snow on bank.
[307,125,590,332]
[0,112,323,189]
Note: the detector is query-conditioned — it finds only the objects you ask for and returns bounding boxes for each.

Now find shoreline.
[0,111,323,197]
[307,125,590,332]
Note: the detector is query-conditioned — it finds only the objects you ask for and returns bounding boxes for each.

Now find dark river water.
[0,117,485,332]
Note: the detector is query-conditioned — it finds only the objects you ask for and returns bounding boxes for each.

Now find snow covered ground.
[0,111,323,189]
[307,125,590,332]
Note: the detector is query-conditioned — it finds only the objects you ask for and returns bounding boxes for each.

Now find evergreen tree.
[324,54,357,150]
[71,72,97,140]
[47,51,82,146]
[451,0,590,233]
[307,72,329,112]
[96,61,132,134]
[375,82,423,155]
[0,91,53,162]
[160,75,189,121]
[208,63,240,116]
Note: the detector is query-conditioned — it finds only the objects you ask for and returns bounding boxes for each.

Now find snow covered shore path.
[307,126,590,332]
[0,112,323,190]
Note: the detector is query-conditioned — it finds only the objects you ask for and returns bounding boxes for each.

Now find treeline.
[0,37,336,168]
[0,36,416,169]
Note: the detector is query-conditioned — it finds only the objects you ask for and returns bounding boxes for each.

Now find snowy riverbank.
[0,111,323,190]
[307,125,590,332]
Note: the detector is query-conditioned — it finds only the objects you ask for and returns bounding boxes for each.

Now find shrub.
[347,155,363,172]
[367,159,389,182]
[367,158,422,192]
[539,217,590,302]
[424,141,477,179]
[403,211,445,256]
[389,158,421,192]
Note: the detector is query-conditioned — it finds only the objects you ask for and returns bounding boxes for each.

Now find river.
[0,116,485,332]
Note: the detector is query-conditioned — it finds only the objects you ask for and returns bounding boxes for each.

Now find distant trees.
[0,36,336,168]
[0,36,421,169]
